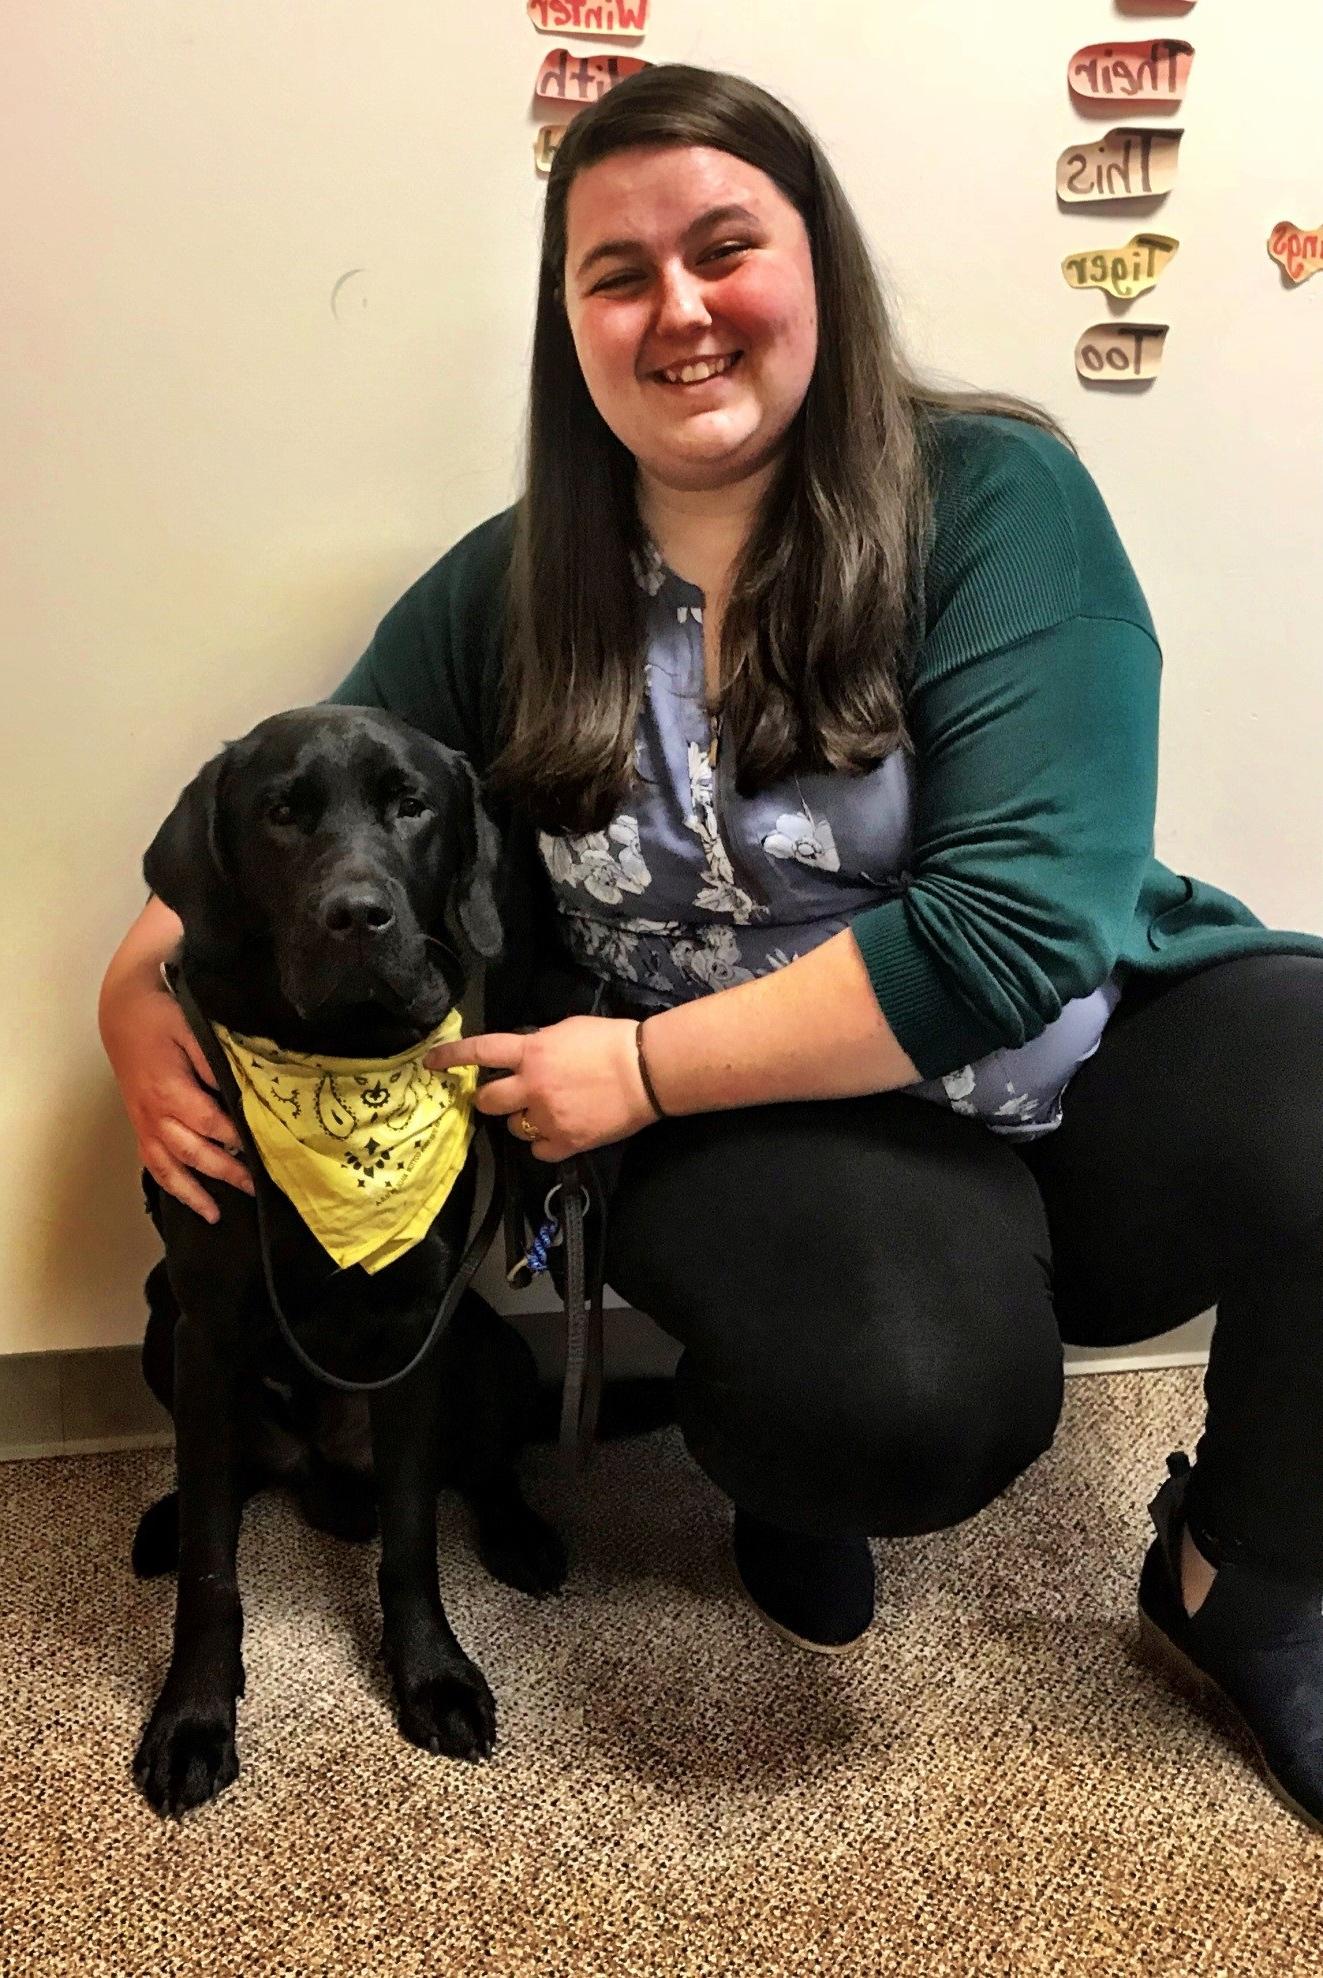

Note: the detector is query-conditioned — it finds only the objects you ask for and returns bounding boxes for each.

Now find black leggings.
[598,957,1323,1580]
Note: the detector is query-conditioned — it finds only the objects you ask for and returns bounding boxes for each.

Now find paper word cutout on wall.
[1068,41,1193,105]
[1062,232,1179,300]
[1267,222,1323,286]
[528,0,649,34]
[536,48,649,105]
[1057,128,1182,203]
[1075,322,1169,384]
[534,126,570,176]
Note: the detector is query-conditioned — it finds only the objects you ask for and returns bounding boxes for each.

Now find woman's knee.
[603,1095,1064,1534]
[673,1308,1065,1541]
[1116,958,1322,1252]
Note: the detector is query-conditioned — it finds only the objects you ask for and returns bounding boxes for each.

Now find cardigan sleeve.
[849,419,1162,1080]
[851,614,1161,1079]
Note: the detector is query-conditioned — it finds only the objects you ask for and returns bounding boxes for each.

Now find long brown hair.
[490,64,1071,835]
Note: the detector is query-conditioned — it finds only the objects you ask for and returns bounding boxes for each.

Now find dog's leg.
[369,1367,497,1761]
[133,1268,298,1577]
[133,1311,249,1817]
[440,1295,568,1596]
[141,1260,179,1410]
[130,1462,273,1580]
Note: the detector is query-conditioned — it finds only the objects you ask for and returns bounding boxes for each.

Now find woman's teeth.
[657,353,741,386]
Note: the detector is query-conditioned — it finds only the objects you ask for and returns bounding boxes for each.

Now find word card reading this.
[1057,128,1183,203]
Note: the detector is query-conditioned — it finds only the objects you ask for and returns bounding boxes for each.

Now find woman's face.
[562,144,819,494]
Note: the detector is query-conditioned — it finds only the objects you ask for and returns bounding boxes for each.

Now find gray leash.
[502,1139,604,1469]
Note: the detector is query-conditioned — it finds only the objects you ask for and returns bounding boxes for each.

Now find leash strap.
[167,965,504,1396]
[499,1135,604,1471]
[557,1157,604,1468]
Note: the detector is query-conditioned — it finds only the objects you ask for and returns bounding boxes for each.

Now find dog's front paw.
[394,1661,497,1762]
[133,1685,240,1818]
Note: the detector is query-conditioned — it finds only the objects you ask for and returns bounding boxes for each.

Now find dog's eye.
[266,801,296,827]
[394,796,428,819]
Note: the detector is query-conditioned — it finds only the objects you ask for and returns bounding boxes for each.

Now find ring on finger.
[512,1109,542,1144]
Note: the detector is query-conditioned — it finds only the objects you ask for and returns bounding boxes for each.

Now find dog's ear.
[142,747,239,951]
[446,757,505,964]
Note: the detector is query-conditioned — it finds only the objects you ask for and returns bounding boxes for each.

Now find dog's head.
[144,706,503,1045]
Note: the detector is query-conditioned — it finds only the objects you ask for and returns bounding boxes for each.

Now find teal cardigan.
[331,414,1322,1083]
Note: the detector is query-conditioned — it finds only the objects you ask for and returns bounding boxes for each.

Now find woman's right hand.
[102,979,255,1224]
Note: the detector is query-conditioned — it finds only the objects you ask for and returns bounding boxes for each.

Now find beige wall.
[4,1,1320,1354]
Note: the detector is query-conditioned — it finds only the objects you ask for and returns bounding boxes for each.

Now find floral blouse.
[536,539,1120,1140]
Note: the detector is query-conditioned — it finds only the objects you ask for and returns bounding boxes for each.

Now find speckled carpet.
[2,1366,1320,1977]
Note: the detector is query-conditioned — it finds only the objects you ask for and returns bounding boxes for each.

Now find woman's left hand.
[426,1016,661,1164]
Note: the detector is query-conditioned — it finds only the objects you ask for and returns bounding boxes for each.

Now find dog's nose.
[321,886,396,937]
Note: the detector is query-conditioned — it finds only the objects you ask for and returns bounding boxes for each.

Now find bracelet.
[634,1019,670,1120]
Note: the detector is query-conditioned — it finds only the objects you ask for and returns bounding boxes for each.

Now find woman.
[101,67,1323,1826]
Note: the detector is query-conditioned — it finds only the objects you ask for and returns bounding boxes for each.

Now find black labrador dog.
[132,704,566,1818]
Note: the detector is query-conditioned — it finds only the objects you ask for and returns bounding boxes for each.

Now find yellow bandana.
[213,1009,479,1275]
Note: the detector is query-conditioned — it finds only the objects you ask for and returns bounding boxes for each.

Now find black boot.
[1137,1449,1323,1832]
[732,1508,875,1655]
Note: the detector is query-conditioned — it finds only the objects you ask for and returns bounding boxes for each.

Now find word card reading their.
[1068,40,1193,105]
[1075,322,1169,383]
[1057,128,1182,203]
[1267,222,1323,286]
[528,0,649,34]
[536,49,649,104]
[1062,232,1179,299]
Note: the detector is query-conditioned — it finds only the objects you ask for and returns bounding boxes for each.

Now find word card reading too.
[1068,40,1193,106]
[1057,128,1183,203]
[536,48,649,104]
[1075,322,1169,384]
[1267,222,1323,286]
[528,0,649,33]
[1062,232,1179,300]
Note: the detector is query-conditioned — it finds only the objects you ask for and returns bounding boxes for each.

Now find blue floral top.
[536,537,1120,1140]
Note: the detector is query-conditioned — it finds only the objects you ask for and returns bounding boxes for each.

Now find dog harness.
[212,1010,479,1274]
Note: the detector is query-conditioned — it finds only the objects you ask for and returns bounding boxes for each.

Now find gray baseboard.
[0,1309,678,1462]
[0,1309,1214,1463]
